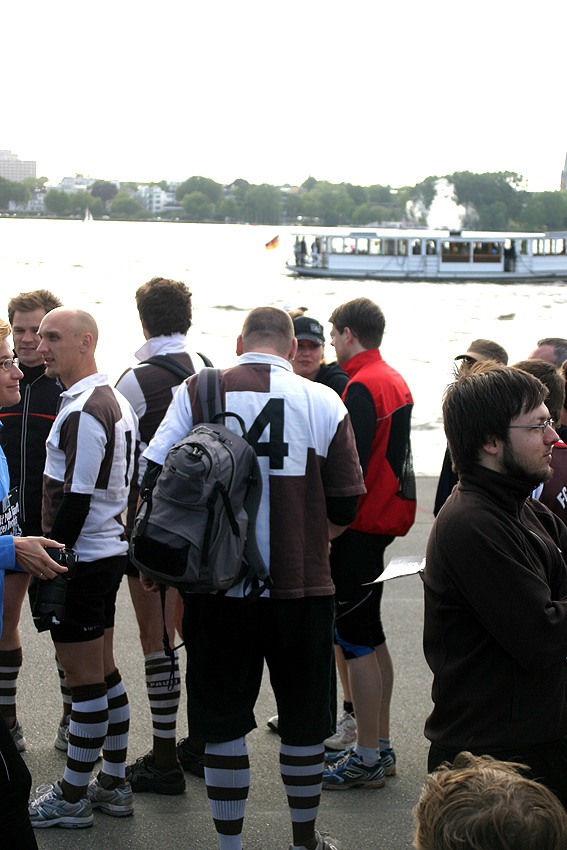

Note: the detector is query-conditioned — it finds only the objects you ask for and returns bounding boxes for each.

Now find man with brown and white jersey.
[143,307,365,850]
[28,307,138,829]
[115,277,211,794]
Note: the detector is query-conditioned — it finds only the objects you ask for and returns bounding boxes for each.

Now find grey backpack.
[130,368,270,596]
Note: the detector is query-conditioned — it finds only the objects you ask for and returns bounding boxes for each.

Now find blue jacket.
[0,426,19,637]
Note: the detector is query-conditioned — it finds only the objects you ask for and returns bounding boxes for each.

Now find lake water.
[1,218,567,474]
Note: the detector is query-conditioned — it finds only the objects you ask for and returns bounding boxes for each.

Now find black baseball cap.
[293,316,325,346]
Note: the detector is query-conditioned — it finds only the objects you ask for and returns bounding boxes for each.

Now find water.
[2,218,567,474]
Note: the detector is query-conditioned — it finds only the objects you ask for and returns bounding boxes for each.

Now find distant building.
[9,190,46,214]
[57,175,96,193]
[0,150,36,182]
[562,154,567,191]
[136,183,182,215]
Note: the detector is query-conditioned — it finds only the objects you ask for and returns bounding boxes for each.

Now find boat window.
[441,242,471,262]
[472,242,501,263]
[369,239,382,255]
[411,239,422,255]
[533,239,544,256]
[344,238,356,254]
[357,238,369,254]
[520,240,528,255]
[426,240,437,255]
[384,239,396,256]
[556,239,566,255]
[398,240,408,256]
[331,237,344,254]
[545,239,552,255]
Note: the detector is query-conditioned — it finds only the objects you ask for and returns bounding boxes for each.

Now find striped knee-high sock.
[205,737,250,850]
[55,654,72,722]
[102,668,130,783]
[280,743,324,849]
[144,650,180,767]
[0,647,22,724]
[61,682,108,801]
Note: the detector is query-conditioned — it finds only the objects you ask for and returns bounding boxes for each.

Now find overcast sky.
[5,0,566,192]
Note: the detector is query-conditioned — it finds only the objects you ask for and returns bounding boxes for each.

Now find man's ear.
[288,337,298,361]
[236,334,244,357]
[481,435,500,456]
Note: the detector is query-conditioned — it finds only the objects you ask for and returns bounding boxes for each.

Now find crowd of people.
[1,280,567,850]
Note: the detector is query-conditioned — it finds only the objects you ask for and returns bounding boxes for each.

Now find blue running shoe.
[322,750,385,789]
[324,746,354,766]
[29,781,93,829]
[381,748,397,776]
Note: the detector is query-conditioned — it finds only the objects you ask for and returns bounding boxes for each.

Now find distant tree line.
[1,172,567,232]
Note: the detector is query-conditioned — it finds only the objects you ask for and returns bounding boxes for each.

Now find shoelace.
[31,784,55,805]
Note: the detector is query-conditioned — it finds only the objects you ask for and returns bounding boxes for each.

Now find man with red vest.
[323,297,416,790]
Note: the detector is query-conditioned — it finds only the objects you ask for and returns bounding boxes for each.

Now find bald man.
[28,307,139,829]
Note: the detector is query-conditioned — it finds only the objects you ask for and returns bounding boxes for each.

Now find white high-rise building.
[0,150,36,182]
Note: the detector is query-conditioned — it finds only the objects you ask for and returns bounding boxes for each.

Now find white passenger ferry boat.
[286,229,567,281]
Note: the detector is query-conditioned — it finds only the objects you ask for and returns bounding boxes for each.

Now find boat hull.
[285,263,567,283]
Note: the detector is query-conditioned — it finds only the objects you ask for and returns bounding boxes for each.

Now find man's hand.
[140,573,159,593]
[13,537,67,580]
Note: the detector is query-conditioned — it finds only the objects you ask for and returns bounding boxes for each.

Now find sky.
[5,0,567,192]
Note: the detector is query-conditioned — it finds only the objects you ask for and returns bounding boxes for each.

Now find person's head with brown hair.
[414,751,567,850]
[513,359,566,425]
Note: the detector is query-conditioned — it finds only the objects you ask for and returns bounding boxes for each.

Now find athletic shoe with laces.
[29,781,94,829]
[54,721,69,752]
[322,750,385,790]
[177,737,205,778]
[9,719,26,752]
[125,751,186,795]
[289,829,341,849]
[323,711,356,751]
[87,774,134,817]
[325,745,397,776]
[267,714,279,734]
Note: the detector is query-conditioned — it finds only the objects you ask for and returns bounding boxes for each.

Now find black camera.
[29,548,78,633]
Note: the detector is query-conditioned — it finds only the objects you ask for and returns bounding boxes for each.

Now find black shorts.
[330,529,393,658]
[124,557,139,579]
[49,555,126,644]
[182,594,335,746]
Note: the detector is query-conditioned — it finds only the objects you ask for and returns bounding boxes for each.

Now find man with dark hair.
[434,338,509,516]
[0,289,62,752]
[529,337,567,368]
[116,276,211,795]
[28,307,138,828]
[424,363,567,805]
[414,752,567,850]
[322,297,415,790]
[143,306,365,850]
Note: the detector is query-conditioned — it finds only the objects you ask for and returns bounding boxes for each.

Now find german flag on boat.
[265,235,279,250]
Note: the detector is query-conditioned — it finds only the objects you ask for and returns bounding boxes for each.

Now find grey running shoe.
[323,711,356,751]
[267,714,279,733]
[380,748,397,776]
[126,751,186,795]
[54,721,69,752]
[322,750,385,789]
[88,775,134,817]
[29,781,94,829]
[9,719,26,752]
[289,830,341,849]
[177,737,205,778]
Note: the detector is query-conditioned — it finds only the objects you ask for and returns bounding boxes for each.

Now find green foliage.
[299,182,355,226]
[345,184,367,206]
[110,192,145,219]
[181,191,214,221]
[68,190,94,216]
[176,176,222,204]
[450,171,524,230]
[0,178,30,209]
[520,191,567,231]
[44,189,71,217]
[301,176,318,191]
[90,180,118,203]
[241,184,281,225]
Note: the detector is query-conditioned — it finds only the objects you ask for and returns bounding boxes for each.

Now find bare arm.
[13,537,67,579]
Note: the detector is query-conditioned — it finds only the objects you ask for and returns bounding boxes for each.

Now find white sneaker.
[29,781,94,829]
[9,719,26,752]
[54,721,69,752]
[324,711,357,751]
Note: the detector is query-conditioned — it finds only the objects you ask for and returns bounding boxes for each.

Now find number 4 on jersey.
[247,399,289,469]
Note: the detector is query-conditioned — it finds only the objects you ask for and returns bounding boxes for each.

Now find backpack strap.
[142,354,195,382]
[197,367,222,421]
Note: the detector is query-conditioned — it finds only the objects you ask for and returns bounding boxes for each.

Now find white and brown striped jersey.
[145,352,365,599]
[42,373,138,562]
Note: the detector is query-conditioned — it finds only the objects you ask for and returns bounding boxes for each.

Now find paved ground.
[18,476,437,850]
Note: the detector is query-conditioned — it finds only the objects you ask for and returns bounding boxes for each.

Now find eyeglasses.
[509,418,555,434]
[0,357,19,372]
